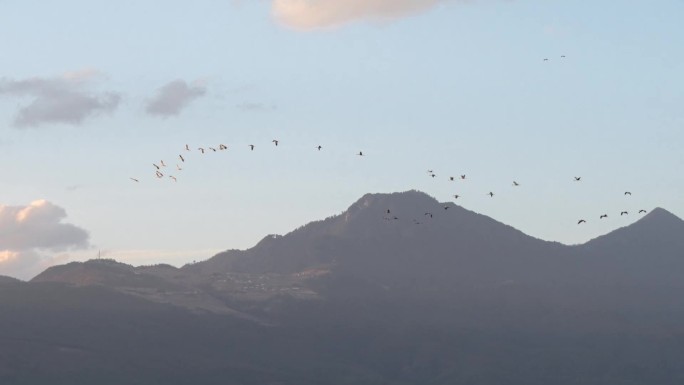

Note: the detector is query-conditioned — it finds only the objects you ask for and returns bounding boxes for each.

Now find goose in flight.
[130,178,139,183]
[219,144,228,150]
[574,177,581,181]
[600,214,608,219]
[513,181,519,186]
[155,171,164,178]
[169,175,177,182]
[316,145,322,151]
[430,173,436,178]
[621,211,629,216]
[449,176,455,181]
[198,147,205,154]
[639,209,647,214]
[543,58,549,62]
[153,163,160,170]
[249,144,255,151]
[425,212,433,218]
[209,147,217,152]
[357,151,364,156]
[160,160,166,167]
[488,192,494,197]
[272,139,279,146]
[179,155,185,162]
[427,170,434,174]
[624,191,632,195]
[461,175,466,180]
[578,219,586,225]
[561,55,566,58]
[176,164,182,171]
[453,194,460,199]
[185,144,190,151]
[444,206,450,210]
[386,209,391,214]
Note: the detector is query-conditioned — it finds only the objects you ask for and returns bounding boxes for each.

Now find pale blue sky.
[1,0,682,278]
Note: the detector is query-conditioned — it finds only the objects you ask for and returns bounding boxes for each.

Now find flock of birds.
[130,134,648,227]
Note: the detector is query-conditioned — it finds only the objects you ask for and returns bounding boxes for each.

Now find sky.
[0,0,682,279]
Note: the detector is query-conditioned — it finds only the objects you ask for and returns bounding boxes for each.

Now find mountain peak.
[639,207,683,226]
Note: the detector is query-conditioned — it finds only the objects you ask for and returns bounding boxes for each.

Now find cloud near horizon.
[272,0,449,30]
[0,71,121,128]
[145,80,207,117]
[0,200,89,279]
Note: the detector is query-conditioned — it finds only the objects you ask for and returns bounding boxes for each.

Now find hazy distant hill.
[6,190,684,384]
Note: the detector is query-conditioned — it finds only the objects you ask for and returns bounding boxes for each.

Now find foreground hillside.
[4,191,684,384]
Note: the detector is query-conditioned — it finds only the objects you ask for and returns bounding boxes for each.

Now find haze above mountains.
[3,190,684,384]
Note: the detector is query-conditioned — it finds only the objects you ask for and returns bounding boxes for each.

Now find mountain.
[7,190,684,384]
[0,275,20,284]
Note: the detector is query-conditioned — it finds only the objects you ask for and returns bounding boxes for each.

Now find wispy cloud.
[0,71,121,128]
[145,79,207,117]
[236,102,277,112]
[0,200,90,279]
[272,0,448,30]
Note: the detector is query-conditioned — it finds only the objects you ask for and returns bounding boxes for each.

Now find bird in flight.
[316,145,322,151]
[444,206,450,210]
[169,176,177,182]
[621,211,629,216]
[160,160,166,167]
[430,173,436,178]
[561,55,566,58]
[153,163,160,170]
[449,176,455,181]
[249,145,255,151]
[600,214,608,219]
[543,58,549,62]
[176,164,182,171]
[639,209,647,214]
[155,171,164,178]
[513,181,519,186]
[179,155,185,162]
[198,147,205,154]
[386,209,391,214]
[488,192,494,197]
[185,144,190,151]
[272,139,279,146]
[624,192,632,195]
[130,178,139,183]
[425,213,433,218]
[219,144,228,150]
[209,147,217,152]
[574,177,581,181]
[461,175,466,180]
[357,151,364,156]
[453,195,460,199]
[427,170,434,174]
[578,219,586,225]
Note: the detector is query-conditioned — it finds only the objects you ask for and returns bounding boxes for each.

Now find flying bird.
[198,147,205,154]
[130,178,139,183]
[577,219,586,225]
[249,145,255,151]
[272,139,279,146]
[160,160,166,167]
[153,164,160,170]
[513,181,519,186]
[574,177,581,181]
[624,191,632,195]
[639,209,647,214]
[386,209,391,214]
[449,176,455,181]
[461,175,466,180]
[561,55,566,58]
[425,213,433,218]
[179,155,185,162]
[219,144,228,150]
[430,174,436,178]
[176,164,182,171]
[600,214,608,219]
[488,192,494,197]
[316,145,322,151]
[621,211,629,216]
[169,176,177,182]
[444,206,450,210]
[357,151,364,156]
[453,195,460,199]
[543,58,549,62]
[155,171,164,178]
[209,147,217,152]
[185,144,190,151]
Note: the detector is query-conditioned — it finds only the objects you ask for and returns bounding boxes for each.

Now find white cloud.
[272,0,447,30]
[145,79,207,117]
[0,71,121,128]
[0,200,89,280]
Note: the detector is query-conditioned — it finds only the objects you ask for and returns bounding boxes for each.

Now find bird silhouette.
[176,164,182,171]
[130,178,139,182]
[574,177,581,181]
[639,209,647,214]
[357,151,364,156]
[153,164,160,170]
[198,147,205,154]
[185,144,190,151]
[169,175,177,182]
[561,55,566,58]
[179,155,185,162]
[600,214,608,219]
[386,209,391,214]
[209,147,217,152]
[543,58,549,62]
[453,195,460,199]
[578,219,586,225]
[461,175,466,180]
[219,144,228,150]
[624,192,632,195]
[425,212,433,218]
[488,192,494,197]
[621,211,629,216]
[513,181,519,186]
[249,145,255,151]
[155,171,164,178]
[444,206,450,210]
[430,174,436,178]
[160,160,166,167]
[272,139,279,146]
[449,176,455,181]
[316,145,322,151]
